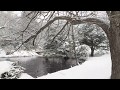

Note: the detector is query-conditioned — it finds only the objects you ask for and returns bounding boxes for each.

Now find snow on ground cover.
[0,61,14,75]
[19,73,34,79]
[0,50,39,58]
[37,54,111,79]
[0,61,34,79]
[11,50,39,57]
[0,49,7,57]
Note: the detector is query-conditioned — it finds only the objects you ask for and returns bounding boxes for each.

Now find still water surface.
[0,56,77,78]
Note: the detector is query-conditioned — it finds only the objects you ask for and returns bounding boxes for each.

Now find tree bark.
[108,11,120,79]
[108,28,120,79]
[90,46,94,57]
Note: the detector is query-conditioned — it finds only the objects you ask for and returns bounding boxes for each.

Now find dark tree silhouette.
[80,24,107,57]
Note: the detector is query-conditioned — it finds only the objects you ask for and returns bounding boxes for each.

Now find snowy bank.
[0,61,34,79]
[0,50,40,58]
[11,50,39,57]
[0,49,7,57]
[0,54,112,79]
[0,61,26,79]
[37,54,111,79]
[19,73,34,79]
[0,61,14,75]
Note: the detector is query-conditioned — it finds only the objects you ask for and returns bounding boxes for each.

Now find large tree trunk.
[108,11,120,79]
[109,29,120,79]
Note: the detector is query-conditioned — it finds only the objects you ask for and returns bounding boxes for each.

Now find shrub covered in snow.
[43,50,56,57]
[94,49,110,57]
[0,62,25,79]
[0,49,6,57]
[0,61,13,75]
[75,45,91,61]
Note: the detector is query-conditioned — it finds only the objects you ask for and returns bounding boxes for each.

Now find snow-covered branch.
[21,16,110,47]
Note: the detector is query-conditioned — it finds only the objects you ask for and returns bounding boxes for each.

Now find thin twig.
[50,21,68,44]
[22,11,39,33]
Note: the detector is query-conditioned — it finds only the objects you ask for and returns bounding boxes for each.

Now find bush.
[94,49,110,57]
[75,45,91,61]
[43,50,56,57]
[0,62,25,79]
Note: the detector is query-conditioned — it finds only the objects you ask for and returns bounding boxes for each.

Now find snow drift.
[0,49,6,57]
[0,61,13,75]
[37,54,111,79]
[0,61,34,79]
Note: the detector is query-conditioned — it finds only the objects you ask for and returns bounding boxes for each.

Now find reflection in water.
[0,56,76,78]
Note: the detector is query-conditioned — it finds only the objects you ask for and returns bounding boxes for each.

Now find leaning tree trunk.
[108,12,120,79]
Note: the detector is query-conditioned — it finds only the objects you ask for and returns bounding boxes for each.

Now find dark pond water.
[0,56,78,78]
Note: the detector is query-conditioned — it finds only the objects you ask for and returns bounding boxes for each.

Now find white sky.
[12,11,22,16]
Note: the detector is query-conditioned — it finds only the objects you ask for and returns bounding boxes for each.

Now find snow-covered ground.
[0,53,112,79]
[0,50,40,58]
[0,49,7,57]
[37,54,111,79]
[0,61,14,75]
[11,50,39,57]
[0,61,34,79]
[18,73,34,79]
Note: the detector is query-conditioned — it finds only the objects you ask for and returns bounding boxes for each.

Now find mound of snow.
[0,61,14,75]
[0,61,27,79]
[0,61,34,79]
[19,73,34,79]
[0,49,6,57]
[37,54,111,79]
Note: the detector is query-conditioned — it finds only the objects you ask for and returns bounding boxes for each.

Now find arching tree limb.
[22,16,109,47]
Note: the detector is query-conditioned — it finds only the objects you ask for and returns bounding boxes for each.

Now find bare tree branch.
[25,11,34,17]
[50,21,68,44]
[22,11,39,33]
[0,27,5,29]
[22,16,109,46]
[47,11,55,22]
